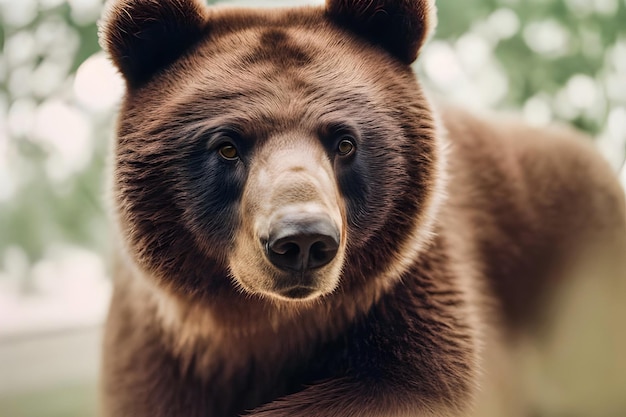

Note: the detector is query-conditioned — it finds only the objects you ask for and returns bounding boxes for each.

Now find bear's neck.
[120,266,365,379]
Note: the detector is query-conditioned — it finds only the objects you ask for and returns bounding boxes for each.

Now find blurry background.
[0,0,625,416]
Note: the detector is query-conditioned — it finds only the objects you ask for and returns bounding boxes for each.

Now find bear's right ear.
[326,0,437,64]
[99,0,209,88]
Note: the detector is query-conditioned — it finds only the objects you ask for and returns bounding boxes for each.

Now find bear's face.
[102,0,442,305]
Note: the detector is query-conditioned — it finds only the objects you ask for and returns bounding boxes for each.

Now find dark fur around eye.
[180,141,248,245]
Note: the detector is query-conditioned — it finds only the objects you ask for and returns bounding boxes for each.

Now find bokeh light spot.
[73,52,125,112]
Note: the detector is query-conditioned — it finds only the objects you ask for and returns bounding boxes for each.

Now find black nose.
[266,213,340,271]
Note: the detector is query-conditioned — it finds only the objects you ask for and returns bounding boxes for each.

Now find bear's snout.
[265,211,340,272]
[229,135,347,301]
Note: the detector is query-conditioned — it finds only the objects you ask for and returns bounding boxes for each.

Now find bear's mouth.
[271,268,324,300]
[276,285,320,300]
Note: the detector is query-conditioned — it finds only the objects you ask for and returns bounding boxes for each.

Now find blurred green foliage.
[435,0,626,133]
[0,1,108,274]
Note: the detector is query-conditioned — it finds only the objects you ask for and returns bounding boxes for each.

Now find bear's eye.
[337,138,356,157]
[218,144,239,160]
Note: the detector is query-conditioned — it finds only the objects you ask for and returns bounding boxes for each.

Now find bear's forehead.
[201,26,324,95]
[197,24,355,84]
[177,8,402,98]
[151,33,385,132]
[123,9,416,139]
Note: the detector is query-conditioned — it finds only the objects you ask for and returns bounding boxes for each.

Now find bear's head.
[100,0,443,308]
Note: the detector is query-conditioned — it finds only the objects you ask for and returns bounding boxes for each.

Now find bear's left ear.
[99,0,209,88]
[326,0,437,64]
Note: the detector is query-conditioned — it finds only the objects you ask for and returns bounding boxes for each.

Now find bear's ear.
[99,0,209,88]
[325,0,437,64]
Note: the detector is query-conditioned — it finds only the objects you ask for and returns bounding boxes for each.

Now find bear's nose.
[265,213,340,272]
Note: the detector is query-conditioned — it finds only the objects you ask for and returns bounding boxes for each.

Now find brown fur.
[99,0,626,416]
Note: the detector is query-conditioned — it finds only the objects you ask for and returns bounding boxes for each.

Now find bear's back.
[440,105,626,329]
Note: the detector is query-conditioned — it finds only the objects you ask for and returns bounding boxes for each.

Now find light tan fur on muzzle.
[229,133,347,301]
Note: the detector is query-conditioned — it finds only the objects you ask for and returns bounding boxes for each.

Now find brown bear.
[98,0,626,416]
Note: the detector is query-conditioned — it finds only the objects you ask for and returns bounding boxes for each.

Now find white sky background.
[0,0,625,336]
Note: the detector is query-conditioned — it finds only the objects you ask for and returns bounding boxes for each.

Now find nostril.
[268,240,301,269]
[272,241,300,257]
[265,213,340,272]
[309,239,338,268]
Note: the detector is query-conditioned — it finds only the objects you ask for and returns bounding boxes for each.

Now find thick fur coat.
[99,1,626,416]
